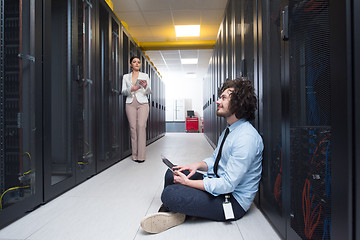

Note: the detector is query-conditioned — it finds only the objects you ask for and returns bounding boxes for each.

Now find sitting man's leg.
[141,169,203,233]
[140,169,245,233]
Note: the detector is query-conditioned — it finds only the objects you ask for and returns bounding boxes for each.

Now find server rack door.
[121,30,131,158]
[226,1,233,80]
[259,0,286,237]
[243,0,257,137]
[43,0,76,201]
[161,80,165,135]
[234,0,242,78]
[96,4,118,172]
[286,1,331,239]
[155,75,159,138]
[110,18,121,160]
[150,69,155,141]
[213,49,218,144]
[215,40,220,145]
[220,25,227,134]
[329,0,354,239]
[145,61,151,143]
[355,1,360,238]
[141,56,145,73]
[73,0,96,183]
[0,0,42,227]
[130,41,136,58]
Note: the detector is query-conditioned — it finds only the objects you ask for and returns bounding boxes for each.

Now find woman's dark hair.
[130,56,141,64]
[218,78,257,121]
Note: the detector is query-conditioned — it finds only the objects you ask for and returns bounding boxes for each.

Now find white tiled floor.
[0,133,281,240]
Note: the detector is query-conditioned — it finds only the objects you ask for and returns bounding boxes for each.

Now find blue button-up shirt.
[203,119,264,211]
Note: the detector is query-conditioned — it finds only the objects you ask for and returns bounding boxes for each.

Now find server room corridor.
[0,133,280,240]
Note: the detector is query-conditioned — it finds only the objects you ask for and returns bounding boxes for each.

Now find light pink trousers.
[125,96,149,160]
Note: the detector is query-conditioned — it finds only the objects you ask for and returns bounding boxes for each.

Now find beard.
[216,107,232,118]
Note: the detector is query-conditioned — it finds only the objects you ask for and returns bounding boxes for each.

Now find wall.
[164,77,203,120]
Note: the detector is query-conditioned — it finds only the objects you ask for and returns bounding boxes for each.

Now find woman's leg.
[125,101,138,160]
[136,103,149,160]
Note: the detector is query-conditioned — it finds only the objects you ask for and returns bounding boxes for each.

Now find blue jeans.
[161,169,246,221]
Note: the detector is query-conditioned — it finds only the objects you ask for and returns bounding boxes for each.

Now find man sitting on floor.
[140,78,264,234]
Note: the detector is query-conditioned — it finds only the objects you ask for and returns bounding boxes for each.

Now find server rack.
[329,0,354,239]
[355,1,360,238]
[110,18,121,160]
[150,68,155,141]
[145,60,151,143]
[95,1,122,172]
[259,0,285,236]
[43,0,77,201]
[0,0,165,228]
[203,0,357,238]
[0,0,42,227]
[73,0,96,183]
[120,29,131,158]
[285,2,332,238]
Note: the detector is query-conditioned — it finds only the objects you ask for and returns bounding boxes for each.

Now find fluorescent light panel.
[185,73,197,79]
[181,58,198,64]
[175,25,200,37]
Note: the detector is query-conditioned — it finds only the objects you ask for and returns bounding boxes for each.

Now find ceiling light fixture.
[185,72,197,79]
[175,25,200,37]
[181,58,198,64]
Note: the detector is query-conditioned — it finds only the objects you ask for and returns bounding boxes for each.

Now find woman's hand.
[131,85,141,92]
[139,80,147,88]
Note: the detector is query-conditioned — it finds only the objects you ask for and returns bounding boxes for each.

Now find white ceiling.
[112,0,228,81]
[145,49,213,81]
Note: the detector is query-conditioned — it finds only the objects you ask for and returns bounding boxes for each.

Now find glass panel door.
[110,19,120,159]
[43,0,75,200]
[75,0,95,181]
[121,31,131,157]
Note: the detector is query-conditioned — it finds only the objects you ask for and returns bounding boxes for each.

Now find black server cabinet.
[150,68,155,141]
[204,0,357,238]
[329,0,354,239]
[218,28,225,139]
[0,0,42,227]
[260,0,335,239]
[43,0,77,201]
[286,2,332,239]
[355,1,360,239]
[43,0,98,201]
[153,69,157,141]
[145,61,151,143]
[110,18,121,161]
[259,0,286,237]
[72,0,96,184]
[95,2,121,172]
[120,29,131,158]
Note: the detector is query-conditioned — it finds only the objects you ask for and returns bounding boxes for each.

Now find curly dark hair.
[218,78,257,121]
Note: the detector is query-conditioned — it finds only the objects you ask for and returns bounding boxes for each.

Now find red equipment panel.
[186,117,199,132]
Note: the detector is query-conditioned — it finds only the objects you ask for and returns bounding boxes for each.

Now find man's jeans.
[161,169,246,221]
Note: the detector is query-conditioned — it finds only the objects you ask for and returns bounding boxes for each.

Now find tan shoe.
[140,212,186,234]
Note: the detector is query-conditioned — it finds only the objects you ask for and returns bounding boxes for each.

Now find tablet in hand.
[161,156,176,172]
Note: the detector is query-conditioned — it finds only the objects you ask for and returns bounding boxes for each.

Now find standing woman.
[122,56,151,163]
